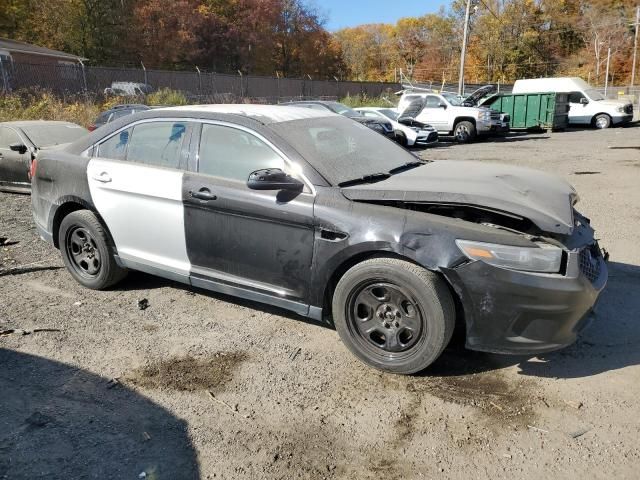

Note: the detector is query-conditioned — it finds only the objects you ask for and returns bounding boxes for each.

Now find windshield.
[585,89,605,101]
[22,123,88,147]
[378,109,399,121]
[270,116,418,186]
[441,93,464,106]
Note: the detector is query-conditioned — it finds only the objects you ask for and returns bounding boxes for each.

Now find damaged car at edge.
[30,105,607,374]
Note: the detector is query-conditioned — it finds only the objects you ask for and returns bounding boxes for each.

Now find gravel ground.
[1,126,639,480]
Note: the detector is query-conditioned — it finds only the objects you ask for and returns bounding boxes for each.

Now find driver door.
[0,126,30,189]
[568,91,591,125]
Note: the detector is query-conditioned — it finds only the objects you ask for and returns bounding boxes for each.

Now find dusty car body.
[31,105,607,374]
[0,120,88,193]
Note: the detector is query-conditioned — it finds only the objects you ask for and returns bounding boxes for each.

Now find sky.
[317,0,447,31]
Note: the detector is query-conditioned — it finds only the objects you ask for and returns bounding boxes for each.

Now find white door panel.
[87,158,190,275]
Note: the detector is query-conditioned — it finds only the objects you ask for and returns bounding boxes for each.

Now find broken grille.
[579,245,601,283]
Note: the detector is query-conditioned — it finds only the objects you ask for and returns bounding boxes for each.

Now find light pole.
[631,6,640,87]
[458,0,477,96]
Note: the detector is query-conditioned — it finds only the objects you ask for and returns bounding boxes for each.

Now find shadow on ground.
[428,261,640,380]
[0,349,200,479]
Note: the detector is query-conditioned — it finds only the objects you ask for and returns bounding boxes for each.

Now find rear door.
[87,120,194,279]
[0,126,30,188]
[183,122,315,305]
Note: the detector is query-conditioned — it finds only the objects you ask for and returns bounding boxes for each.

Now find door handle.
[190,188,217,201]
[92,172,112,183]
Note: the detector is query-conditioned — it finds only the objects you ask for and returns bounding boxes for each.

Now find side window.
[425,96,442,108]
[98,127,133,160]
[198,124,284,182]
[0,127,21,149]
[569,92,585,104]
[127,121,188,168]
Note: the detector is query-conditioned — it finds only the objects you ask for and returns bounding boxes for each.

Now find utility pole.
[604,47,611,96]
[631,6,640,87]
[458,0,473,96]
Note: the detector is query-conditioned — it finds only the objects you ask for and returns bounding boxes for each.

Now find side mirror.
[247,168,304,192]
[580,97,589,105]
[9,143,28,155]
[439,103,447,109]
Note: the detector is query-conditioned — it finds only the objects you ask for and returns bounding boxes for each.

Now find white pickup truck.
[397,89,502,143]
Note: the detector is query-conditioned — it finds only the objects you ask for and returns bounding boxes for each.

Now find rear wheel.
[593,114,611,129]
[58,210,127,290]
[332,258,455,374]
[453,121,476,143]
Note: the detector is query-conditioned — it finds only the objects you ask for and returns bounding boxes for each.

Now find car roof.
[0,120,81,128]
[161,104,335,124]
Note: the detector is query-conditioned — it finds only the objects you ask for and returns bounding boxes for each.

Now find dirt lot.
[1,126,640,480]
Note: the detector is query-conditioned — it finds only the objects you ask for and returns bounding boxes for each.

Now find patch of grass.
[147,88,188,106]
[339,93,397,108]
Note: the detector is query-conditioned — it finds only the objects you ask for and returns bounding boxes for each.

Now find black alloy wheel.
[65,226,102,278]
[332,257,455,374]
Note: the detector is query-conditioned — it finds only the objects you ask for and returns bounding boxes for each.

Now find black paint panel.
[183,171,315,301]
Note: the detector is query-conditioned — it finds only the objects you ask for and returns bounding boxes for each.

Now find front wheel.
[332,258,455,374]
[58,210,127,290]
[593,114,611,129]
[453,121,476,143]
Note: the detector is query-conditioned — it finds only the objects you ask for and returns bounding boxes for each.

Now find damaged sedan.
[31,105,607,374]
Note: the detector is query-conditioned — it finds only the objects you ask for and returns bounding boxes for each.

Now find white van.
[512,77,633,129]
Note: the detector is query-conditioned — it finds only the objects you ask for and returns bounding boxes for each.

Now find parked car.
[0,121,87,193]
[104,82,154,97]
[512,77,633,129]
[355,107,439,147]
[397,89,502,142]
[282,101,395,138]
[89,104,151,131]
[31,105,607,374]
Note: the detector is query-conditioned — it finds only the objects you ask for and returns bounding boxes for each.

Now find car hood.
[593,99,631,108]
[341,160,577,235]
[464,85,497,106]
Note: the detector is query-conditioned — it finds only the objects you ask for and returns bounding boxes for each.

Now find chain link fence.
[0,61,401,102]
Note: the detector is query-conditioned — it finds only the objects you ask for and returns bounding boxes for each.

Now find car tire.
[454,121,476,143]
[58,210,127,290]
[593,114,611,129]
[332,257,455,374]
[397,132,409,147]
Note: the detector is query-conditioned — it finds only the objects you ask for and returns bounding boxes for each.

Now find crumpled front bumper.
[442,244,607,355]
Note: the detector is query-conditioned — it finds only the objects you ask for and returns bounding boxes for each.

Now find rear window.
[22,124,87,147]
[126,121,188,169]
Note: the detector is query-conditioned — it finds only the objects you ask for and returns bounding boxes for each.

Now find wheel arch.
[591,112,612,126]
[51,197,114,251]
[453,116,476,128]
[321,250,465,336]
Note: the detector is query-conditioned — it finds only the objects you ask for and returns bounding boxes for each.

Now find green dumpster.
[481,92,569,130]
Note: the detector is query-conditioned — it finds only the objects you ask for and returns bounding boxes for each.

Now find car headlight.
[455,240,563,273]
[617,106,627,113]
[480,111,492,121]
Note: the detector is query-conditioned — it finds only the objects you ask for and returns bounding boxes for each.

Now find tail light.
[29,158,37,180]
[88,124,97,132]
